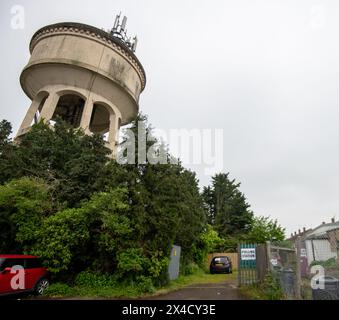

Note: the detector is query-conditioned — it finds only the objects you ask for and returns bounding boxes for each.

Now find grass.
[238,274,285,300]
[239,285,269,300]
[44,269,237,299]
[151,269,237,297]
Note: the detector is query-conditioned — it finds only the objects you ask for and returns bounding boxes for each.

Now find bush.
[260,273,284,300]
[182,262,200,275]
[135,276,155,294]
[310,257,336,268]
[44,283,73,297]
[75,271,117,288]
[117,248,147,276]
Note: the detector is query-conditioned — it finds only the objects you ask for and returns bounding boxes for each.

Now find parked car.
[0,254,49,297]
[210,256,233,274]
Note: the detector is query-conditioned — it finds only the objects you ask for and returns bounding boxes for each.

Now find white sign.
[300,248,307,257]
[241,248,256,261]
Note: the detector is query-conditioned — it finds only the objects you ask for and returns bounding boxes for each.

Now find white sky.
[1,0,339,235]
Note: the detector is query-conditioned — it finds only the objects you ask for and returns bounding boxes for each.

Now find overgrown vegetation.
[310,257,337,268]
[240,273,284,300]
[44,268,234,298]
[0,115,285,296]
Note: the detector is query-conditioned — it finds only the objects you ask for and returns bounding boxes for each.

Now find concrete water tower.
[16,14,146,151]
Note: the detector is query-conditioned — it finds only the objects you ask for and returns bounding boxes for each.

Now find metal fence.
[296,233,339,300]
[238,233,339,300]
[237,243,258,286]
[269,242,299,298]
[238,241,301,299]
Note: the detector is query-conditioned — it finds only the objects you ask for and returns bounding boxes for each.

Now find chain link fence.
[269,242,299,299]
[238,231,339,300]
[297,229,339,300]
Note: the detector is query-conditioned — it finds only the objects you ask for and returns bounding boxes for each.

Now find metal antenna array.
[111,13,138,52]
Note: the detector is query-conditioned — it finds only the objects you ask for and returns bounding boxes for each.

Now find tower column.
[108,112,119,151]
[38,92,59,123]
[16,98,40,137]
[79,97,94,134]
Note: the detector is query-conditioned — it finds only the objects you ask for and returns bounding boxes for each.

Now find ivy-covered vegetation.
[0,115,285,294]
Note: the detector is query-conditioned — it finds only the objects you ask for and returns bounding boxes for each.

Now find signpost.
[241,248,256,261]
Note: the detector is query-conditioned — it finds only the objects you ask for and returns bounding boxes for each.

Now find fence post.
[266,241,272,272]
[295,236,302,299]
[237,243,241,287]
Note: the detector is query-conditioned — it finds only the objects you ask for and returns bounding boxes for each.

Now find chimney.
[294,231,297,236]
[298,229,301,235]
[331,218,335,223]
[303,227,306,233]
[322,221,326,225]
[291,233,293,238]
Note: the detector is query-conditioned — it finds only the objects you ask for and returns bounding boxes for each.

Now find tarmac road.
[146,281,247,300]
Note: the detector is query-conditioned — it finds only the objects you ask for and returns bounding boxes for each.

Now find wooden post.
[266,241,272,273]
[237,243,241,287]
[295,236,302,299]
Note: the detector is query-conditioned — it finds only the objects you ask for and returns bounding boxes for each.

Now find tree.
[0,116,211,287]
[0,120,17,184]
[0,120,11,150]
[30,188,130,274]
[0,177,52,253]
[202,173,253,238]
[245,216,285,243]
[110,114,206,282]
[193,224,224,266]
[1,120,111,208]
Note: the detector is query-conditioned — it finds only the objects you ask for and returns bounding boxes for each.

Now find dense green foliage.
[245,216,285,243]
[202,173,285,248]
[202,173,253,237]
[309,257,336,268]
[0,116,285,294]
[241,273,284,300]
[0,117,206,288]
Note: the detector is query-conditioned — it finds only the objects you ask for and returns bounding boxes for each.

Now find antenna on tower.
[110,12,138,53]
[132,36,138,52]
[112,12,121,32]
[121,16,127,31]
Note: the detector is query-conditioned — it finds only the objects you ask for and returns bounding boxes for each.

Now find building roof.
[306,234,329,240]
[305,220,339,240]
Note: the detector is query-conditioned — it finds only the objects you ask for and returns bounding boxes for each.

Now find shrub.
[135,276,155,294]
[44,283,73,297]
[260,273,284,300]
[310,257,336,268]
[74,271,117,288]
[182,262,200,275]
[117,248,147,275]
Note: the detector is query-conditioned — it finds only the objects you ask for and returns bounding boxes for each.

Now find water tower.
[16,14,146,151]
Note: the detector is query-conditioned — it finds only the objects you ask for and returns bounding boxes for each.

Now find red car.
[0,254,49,297]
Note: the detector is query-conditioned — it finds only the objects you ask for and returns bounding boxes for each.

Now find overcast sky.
[1,0,339,235]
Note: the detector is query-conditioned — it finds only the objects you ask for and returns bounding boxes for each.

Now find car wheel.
[35,278,49,296]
